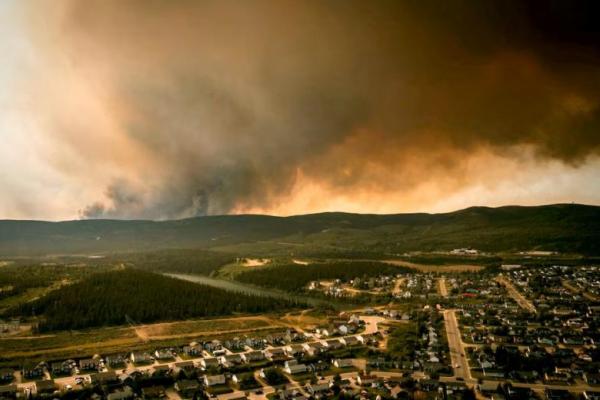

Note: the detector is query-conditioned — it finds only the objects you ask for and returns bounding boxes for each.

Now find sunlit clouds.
[1,0,600,220]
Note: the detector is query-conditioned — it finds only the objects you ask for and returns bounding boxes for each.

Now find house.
[332,359,353,368]
[277,387,306,400]
[244,351,265,363]
[224,339,246,352]
[151,365,170,377]
[79,358,100,371]
[545,389,573,400]
[107,387,134,400]
[245,338,266,349]
[220,354,244,367]
[356,374,377,386]
[203,374,226,387]
[266,348,287,361]
[509,370,538,382]
[283,361,308,375]
[502,384,534,400]
[266,334,287,346]
[204,340,223,354]
[544,370,571,385]
[154,349,174,361]
[200,357,219,370]
[22,364,44,380]
[105,355,127,368]
[90,371,119,386]
[306,383,330,396]
[342,336,362,346]
[35,379,56,395]
[182,344,203,357]
[479,381,500,395]
[316,328,330,337]
[141,386,166,399]
[0,369,14,383]
[173,361,196,377]
[130,352,153,364]
[303,342,327,356]
[0,384,17,400]
[174,379,201,398]
[284,345,305,358]
[325,339,345,350]
[50,361,72,376]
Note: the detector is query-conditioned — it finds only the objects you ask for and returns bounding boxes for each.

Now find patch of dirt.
[241,258,270,267]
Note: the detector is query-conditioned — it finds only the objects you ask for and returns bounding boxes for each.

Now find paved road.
[439,278,448,297]
[443,309,474,383]
[562,280,598,302]
[392,278,406,296]
[495,276,536,313]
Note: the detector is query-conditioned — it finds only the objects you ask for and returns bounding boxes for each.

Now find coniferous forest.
[235,261,412,292]
[11,269,301,332]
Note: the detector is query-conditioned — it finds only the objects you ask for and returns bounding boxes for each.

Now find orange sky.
[1,0,599,220]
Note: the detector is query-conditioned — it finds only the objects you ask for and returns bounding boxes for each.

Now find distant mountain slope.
[0,204,598,256]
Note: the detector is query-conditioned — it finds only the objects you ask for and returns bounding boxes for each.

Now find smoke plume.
[14,0,600,219]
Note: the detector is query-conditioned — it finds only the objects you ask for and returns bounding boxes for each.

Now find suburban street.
[438,277,448,297]
[443,309,473,383]
[495,276,536,313]
[10,315,382,398]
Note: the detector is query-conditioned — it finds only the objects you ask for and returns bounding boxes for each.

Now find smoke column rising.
[2,0,600,219]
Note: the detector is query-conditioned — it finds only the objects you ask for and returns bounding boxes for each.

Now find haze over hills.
[0,203,599,256]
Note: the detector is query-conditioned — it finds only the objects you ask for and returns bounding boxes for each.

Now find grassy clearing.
[137,316,273,337]
[0,315,291,367]
[0,326,139,366]
[217,260,274,279]
[384,260,483,273]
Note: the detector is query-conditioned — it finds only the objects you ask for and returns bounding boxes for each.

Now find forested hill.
[0,203,599,255]
[8,269,301,332]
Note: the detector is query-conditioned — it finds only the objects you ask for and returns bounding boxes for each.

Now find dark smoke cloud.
[25,0,600,219]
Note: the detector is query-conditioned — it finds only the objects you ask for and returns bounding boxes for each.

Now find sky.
[1,0,600,221]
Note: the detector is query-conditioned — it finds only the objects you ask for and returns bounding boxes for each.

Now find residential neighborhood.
[0,264,598,400]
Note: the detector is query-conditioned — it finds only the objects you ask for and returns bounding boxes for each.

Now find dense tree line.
[0,264,105,301]
[9,269,300,332]
[114,249,236,275]
[0,270,48,301]
[235,261,412,292]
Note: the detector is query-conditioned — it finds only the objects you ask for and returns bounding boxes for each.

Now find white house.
[333,359,354,368]
[203,374,226,387]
